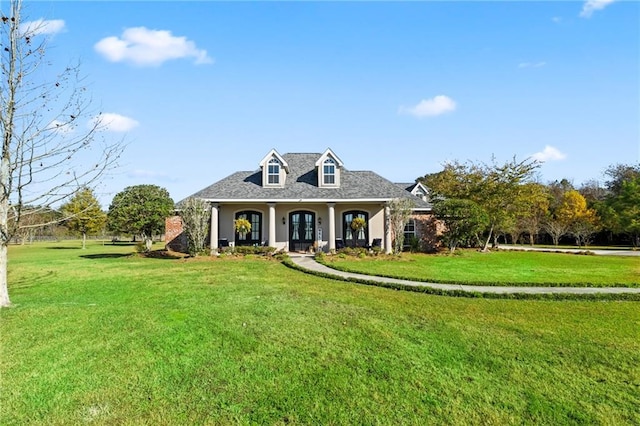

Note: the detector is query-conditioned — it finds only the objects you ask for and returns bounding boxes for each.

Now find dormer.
[315,148,344,188]
[410,182,429,202]
[259,149,289,188]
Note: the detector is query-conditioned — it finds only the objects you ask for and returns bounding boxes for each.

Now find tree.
[604,163,640,195]
[387,198,415,254]
[179,197,210,256]
[60,188,106,249]
[433,198,488,252]
[107,185,174,251]
[514,183,550,245]
[350,217,366,248]
[0,1,123,307]
[556,190,599,247]
[421,157,540,250]
[13,205,61,244]
[609,176,640,247]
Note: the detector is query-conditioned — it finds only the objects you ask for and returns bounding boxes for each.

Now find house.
[166,148,440,254]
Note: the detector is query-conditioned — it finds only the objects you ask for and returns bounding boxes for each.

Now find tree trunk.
[145,237,153,252]
[82,232,87,250]
[482,225,494,251]
[0,242,10,307]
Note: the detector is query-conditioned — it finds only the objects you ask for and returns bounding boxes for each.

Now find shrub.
[234,245,276,256]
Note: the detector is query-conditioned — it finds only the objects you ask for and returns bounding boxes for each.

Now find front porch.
[208,201,393,254]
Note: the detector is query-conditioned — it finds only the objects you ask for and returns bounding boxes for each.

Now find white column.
[210,203,219,254]
[268,203,276,248]
[328,202,336,252]
[384,204,392,254]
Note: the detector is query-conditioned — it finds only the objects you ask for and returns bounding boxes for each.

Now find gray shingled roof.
[186,153,432,209]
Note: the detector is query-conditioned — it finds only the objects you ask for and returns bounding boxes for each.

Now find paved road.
[289,255,640,295]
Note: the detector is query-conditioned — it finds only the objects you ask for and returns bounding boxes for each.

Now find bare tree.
[1,1,123,307]
[179,197,210,256]
[387,198,415,254]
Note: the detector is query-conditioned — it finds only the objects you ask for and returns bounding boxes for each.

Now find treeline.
[13,185,174,250]
[420,160,639,250]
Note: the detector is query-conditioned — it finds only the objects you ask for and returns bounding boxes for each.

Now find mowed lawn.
[1,242,639,425]
[321,250,640,287]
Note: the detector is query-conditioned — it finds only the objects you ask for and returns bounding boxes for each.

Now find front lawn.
[1,242,639,424]
[319,250,640,287]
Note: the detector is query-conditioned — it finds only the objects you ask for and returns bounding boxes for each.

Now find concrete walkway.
[288,255,640,296]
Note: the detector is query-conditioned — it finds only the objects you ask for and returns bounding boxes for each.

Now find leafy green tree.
[433,198,488,252]
[179,197,210,256]
[61,189,107,249]
[514,183,550,245]
[422,157,539,250]
[107,185,174,251]
[604,164,640,196]
[609,176,640,246]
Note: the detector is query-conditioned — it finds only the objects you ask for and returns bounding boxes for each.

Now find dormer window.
[267,158,280,185]
[323,158,336,185]
[315,148,343,188]
[259,149,289,188]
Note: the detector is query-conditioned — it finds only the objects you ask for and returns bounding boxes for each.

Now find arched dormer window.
[267,158,280,185]
[323,158,336,185]
[315,149,343,187]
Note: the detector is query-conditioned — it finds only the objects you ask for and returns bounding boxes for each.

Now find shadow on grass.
[80,253,132,260]
[46,246,82,250]
[141,250,188,260]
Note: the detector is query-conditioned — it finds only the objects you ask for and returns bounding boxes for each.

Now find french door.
[289,211,315,252]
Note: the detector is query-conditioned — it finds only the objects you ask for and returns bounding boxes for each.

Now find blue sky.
[14,0,640,207]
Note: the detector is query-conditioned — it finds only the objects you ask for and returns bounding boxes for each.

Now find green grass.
[320,250,640,287]
[1,242,639,424]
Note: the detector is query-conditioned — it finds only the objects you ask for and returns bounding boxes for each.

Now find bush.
[233,245,276,256]
[337,247,369,257]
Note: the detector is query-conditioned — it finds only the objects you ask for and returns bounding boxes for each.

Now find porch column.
[210,203,219,255]
[268,203,276,248]
[327,202,336,252]
[384,203,392,254]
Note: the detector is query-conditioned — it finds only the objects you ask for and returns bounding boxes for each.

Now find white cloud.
[94,27,213,66]
[399,95,457,118]
[551,16,562,24]
[518,61,547,69]
[91,113,139,132]
[531,145,567,162]
[580,0,615,18]
[19,19,65,36]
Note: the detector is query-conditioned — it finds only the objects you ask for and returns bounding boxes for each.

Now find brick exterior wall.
[165,215,187,252]
[413,213,444,252]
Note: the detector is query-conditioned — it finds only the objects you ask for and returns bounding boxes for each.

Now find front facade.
[168,148,437,254]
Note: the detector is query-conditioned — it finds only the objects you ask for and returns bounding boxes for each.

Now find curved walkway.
[289,255,640,295]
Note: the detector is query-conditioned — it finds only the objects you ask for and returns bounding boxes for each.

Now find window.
[403,219,416,247]
[267,158,280,185]
[235,211,262,246]
[323,158,336,185]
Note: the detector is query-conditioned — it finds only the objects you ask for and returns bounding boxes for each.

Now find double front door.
[289,211,315,252]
